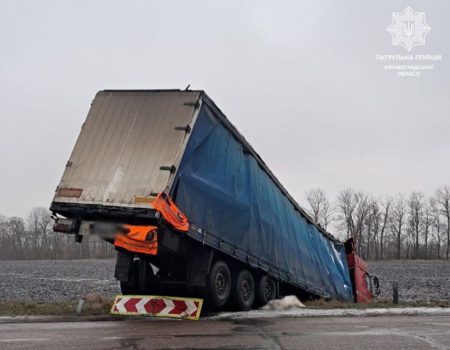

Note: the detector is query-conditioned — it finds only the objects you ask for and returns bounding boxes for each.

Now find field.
[0,259,118,302]
[369,260,450,304]
[1,259,449,304]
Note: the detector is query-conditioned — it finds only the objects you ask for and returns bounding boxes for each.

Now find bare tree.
[353,191,371,254]
[335,190,371,254]
[26,208,52,259]
[422,202,432,258]
[391,195,406,259]
[365,199,381,260]
[305,188,332,229]
[336,189,357,239]
[0,217,26,258]
[435,186,450,260]
[0,207,115,260]
[408,191,424,259]
[379,197,392,260]
[430,197,444,258]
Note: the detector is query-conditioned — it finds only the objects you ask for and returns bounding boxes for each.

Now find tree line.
[305,186,450,260]
[1,186,449,260]
[0,208,115,260]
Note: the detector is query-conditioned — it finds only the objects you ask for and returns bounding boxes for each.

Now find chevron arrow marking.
[111,295,203,320]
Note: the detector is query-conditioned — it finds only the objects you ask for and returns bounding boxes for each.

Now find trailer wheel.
[232,270,255,311]
[256,275,276,306]
[207,260,231,309]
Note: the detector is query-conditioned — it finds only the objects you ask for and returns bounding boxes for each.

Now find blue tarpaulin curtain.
[171,105,353,301]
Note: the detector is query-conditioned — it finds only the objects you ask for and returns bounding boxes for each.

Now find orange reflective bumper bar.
[152,192,189,232]
[114,225,158,255]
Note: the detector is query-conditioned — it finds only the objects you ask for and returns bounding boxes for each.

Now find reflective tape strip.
[110,295,203,321]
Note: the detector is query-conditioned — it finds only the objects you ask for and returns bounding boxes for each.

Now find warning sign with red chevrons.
[110,295,203,320]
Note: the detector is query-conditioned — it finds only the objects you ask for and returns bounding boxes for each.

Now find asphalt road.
[1,315,450,350]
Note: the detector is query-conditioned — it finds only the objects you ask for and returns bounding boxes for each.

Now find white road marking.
[101,336,125,340]
[0,338,48,342]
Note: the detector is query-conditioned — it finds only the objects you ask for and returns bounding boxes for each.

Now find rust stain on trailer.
[133,196,157,204]
[56,188,83,198]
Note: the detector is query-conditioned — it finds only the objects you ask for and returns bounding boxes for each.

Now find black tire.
[207,260,232,309]
[256,275,277,306]
[232,269,255,311]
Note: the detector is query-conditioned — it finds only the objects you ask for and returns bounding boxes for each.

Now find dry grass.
[0,293,113,316]
[1,295,448,317]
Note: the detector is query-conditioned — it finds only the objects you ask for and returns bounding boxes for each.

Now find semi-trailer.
[51,90,378,310]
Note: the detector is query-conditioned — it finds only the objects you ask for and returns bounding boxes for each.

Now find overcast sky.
[0,0,449,218]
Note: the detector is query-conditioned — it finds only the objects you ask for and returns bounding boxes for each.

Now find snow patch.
[212,307,450,320]
[261,295,305,311]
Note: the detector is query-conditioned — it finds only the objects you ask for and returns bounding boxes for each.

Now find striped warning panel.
[110,295,203,320]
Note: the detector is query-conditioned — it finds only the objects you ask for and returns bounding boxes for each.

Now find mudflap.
[115,251,134,282]
[188,249,214,287]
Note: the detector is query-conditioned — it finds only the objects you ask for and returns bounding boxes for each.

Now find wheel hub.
[241,280,251,301]
[215,271,227,297]
[264,280,273,300]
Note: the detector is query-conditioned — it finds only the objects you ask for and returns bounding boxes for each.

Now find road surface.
[1,315,450,350]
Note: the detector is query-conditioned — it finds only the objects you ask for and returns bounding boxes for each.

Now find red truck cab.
[344,238,380,303]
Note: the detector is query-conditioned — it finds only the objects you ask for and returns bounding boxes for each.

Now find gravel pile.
[0,259,449,304]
